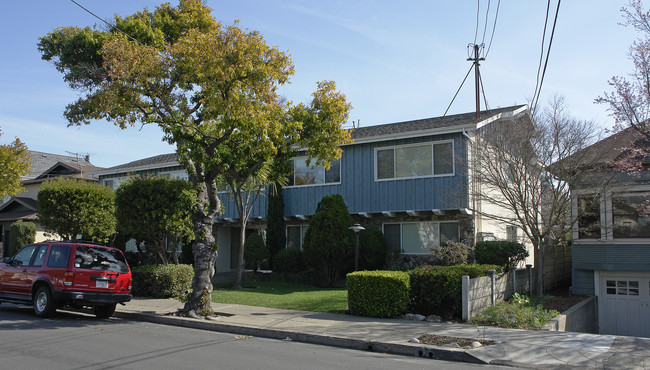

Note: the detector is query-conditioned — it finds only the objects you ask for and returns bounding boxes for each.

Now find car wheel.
[93,303,117,319]
[33,286,56,318]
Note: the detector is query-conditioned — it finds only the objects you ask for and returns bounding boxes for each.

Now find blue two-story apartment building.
[94,105,532,273]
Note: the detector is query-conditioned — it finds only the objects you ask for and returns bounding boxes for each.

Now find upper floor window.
[375,141,453,180]
[613,192,650,238]
[287,157,340,186]
[577,195,601,239]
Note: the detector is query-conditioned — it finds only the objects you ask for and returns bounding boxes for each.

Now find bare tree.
[467,96,602,295]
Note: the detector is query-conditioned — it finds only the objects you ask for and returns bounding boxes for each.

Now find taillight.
[128,277,132,291]
[64,271,74,286]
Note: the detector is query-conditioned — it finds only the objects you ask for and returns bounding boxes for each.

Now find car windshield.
[74,246,129,273]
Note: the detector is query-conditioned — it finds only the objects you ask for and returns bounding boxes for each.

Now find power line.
[69,0,144,46]
[531,0,562,113]
[481,0,491,45]
[531,0,552,112]
[474,0,480,45]
[484,0,501,58]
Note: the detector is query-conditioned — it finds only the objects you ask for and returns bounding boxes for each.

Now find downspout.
[462,128,479,248]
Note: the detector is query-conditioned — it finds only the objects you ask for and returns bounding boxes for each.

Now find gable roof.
[566,126,650,169]
[350,105,529,143]
[25,151,102,181]
[0,197,38,222]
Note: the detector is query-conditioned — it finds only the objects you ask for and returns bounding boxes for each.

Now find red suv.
[0,241,132,318]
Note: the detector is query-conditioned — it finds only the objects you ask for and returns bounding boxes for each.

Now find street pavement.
[115,297,650,369]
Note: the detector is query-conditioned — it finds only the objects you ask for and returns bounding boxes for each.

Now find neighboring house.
[96,105,534,273]
[569,127,650,337]
[0,151,102,257]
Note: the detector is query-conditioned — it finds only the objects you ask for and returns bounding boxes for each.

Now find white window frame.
[374,140,455,182]
[383,221,460,255]
[286,225,309,250]
[286,157,341,188]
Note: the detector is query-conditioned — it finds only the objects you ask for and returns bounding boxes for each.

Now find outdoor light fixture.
[348,223,365,271]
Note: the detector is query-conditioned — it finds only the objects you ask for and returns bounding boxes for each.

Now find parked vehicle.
[0,241,132,318]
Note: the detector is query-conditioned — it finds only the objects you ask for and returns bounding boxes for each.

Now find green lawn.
[211,280,348,314]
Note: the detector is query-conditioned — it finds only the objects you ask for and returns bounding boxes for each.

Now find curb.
[113,311,488,365]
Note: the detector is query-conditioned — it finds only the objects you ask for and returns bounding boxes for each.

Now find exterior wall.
[215,227,232,273]
[282,133,469,218]
[15,183,41,200]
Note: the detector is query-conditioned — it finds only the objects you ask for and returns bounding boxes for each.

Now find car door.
[1,245,37,295]
[22,245,48,295]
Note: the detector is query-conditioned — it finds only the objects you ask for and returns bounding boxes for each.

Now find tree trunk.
[533,241,545,296]
[180,218,218,317]
[233,218,248,289]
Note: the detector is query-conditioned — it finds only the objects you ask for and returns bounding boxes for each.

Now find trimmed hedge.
[271,249,307,273]
[131,264,194,298]
[409,264,501,319]
[474,241,529,269]
[347,270,410,318]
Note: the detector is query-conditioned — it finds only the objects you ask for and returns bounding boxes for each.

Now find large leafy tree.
[37,178,116,242]
[115,177,194,264]
[0,130,30,198]
[39,0,351,316]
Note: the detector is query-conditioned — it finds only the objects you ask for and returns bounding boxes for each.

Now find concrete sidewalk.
[115,298,650,369]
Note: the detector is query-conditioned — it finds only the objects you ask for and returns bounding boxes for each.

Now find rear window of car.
[74,246,129,273]
[47,245,71,268]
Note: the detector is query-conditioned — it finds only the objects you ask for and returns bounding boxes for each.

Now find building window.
[383,221,459,254]
[577,195,600,239]
[287,158,340,186]
[286,225,308,250]
[506,225,518,242]
[613,192,650,238]
[376,141,453,180]
[104,180,114,189]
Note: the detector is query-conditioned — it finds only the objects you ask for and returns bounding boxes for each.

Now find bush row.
[347,264,501,319]
[131,264,194,298]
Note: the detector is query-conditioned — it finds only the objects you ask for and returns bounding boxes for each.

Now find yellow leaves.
[0,130,30,198]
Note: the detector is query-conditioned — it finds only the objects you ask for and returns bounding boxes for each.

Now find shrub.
[303,194,354,286]
[347,270,410,318]
[358,225,387,270]
[434,240,469,266]
[271,249,307,273]
[8,220,36,255]
[131,264,194,298]
[469,294,559,329]
[475,241,529,269]
[409,264,501,319]
[244,233,269,270]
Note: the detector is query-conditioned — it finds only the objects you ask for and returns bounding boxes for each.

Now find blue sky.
[0,0,638,168]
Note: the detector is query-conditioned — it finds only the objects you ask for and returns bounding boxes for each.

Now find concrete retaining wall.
[543,296,598,334]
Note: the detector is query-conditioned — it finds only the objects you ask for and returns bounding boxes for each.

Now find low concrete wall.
[543,296,598,333]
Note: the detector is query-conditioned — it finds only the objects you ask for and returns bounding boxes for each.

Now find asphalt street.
[0,304,506,370]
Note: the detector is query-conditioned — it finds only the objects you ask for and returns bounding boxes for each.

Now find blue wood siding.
[282,133,469,217]
[219,191,269,220]
[572,242,650,295]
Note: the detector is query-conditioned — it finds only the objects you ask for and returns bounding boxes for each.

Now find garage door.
[599,272,650,338]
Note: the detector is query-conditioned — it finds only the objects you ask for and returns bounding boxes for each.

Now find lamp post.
[349,223,365,271]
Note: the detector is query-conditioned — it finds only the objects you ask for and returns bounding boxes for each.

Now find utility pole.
[467,43,485,119]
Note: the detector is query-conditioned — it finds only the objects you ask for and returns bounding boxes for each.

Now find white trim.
[374,139,455,182]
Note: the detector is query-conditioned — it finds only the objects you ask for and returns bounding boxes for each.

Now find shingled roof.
[350,105,528,141]
[25,151,102,180]
[98,153,179,172]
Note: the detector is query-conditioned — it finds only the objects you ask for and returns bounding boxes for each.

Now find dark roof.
[101,153,179,172]
[351,105,528,140]
[25,151,102,180]
[0,197,38,222]
[568,126,650,168]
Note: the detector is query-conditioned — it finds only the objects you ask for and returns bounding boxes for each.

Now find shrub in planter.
[409,264,501,319]
[271,249,307,273]
[131,264,193,298]
[474,241,529,269]
[347,270,410,318]
[434,240,469,266]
